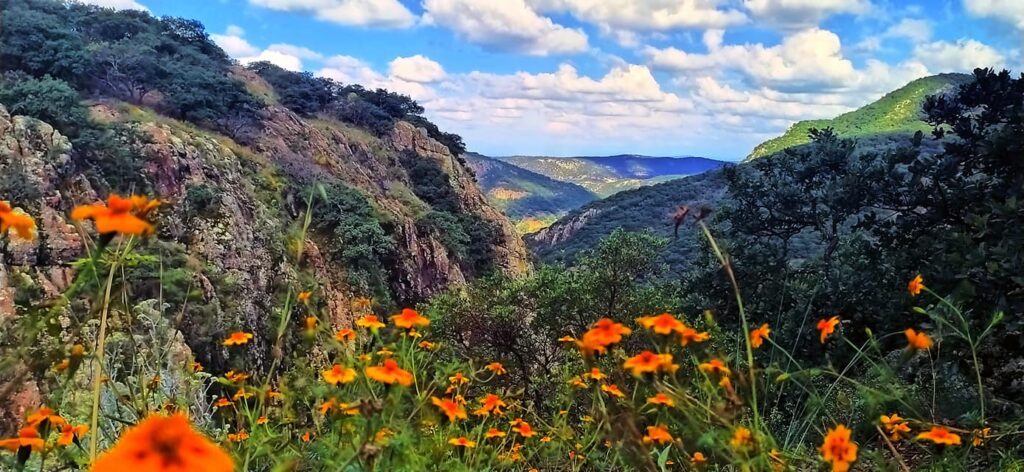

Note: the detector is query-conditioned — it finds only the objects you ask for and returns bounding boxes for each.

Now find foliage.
[464,152,597,223]
[503,155,729,197]
[0,73,89,135]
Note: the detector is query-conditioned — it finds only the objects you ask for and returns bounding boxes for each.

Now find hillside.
[745,73,972,160]
[463,152,597,233]
[501,155,731,197]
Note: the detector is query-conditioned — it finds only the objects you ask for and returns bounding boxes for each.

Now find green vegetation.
[746,73,972,160]
[502,155,729,197]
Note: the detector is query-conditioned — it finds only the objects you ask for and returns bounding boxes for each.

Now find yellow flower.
[305,316,318,332]
[586,367,607,380]
[322,365,357,385]
[568,376,587,388]
[448,437,476,448]
[972,427,991,447]
[449,373,470,385]
[485,362,506,375]
[819,425,857,472]
[356,315,386,330]
[880,414,911,441]
[730,427,753,450]
[223,332,253,346]
[601,384,625,398]
[231,388,254,401]
[749,323,770,349]
[916,426,961,446]
[908,274,925,296]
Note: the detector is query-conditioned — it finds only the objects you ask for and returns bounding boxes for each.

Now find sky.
[80,0,1021,161]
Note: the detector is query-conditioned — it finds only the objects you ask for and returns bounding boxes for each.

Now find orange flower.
[27,406,66,428]
[356,315,386,330]
[880,414,911,441]
[578,318,631,354]
[750,323,770,349]
[678,325,710,345]
[691,452,706,463]
[335,328,356,342]
[418,340,436,350]
[485,362,506,375]
[266,389,283,401]
[0,427,45,452]
[225,371,249,383]
[297,291,312,303]
[226,430,249,442]
[322,365,357,385]
[256,416,268,425]
[908,274,924,297]
[636,313,684,335]
[0,201,36,240]
[972,427,991,447]
[511,418,536,438]
[390,308,430,329]
[557,335,576,343]
[586,367,607,381]
[91,414,233,472]
[473,394,507,417]
[305,316,317,331]
[819,425,858,472]
[71,194,159,236]
[730,427,753,450]
[485,428,507,439]
[223,332,253,346]
[302,431,312,442]
[449,373,470,385]
[623,351,678,376]
[642,425,673,445]
[646,392,674,407]
[58,424,89,446]
[817,316,840,344]
[431,397,467,422]
[916,426,961,446]
[365,359,414,386]
[191,362,203,372]
[568,376,587,388]
[214,398,232,408]
[904,328,933,351]
[232,388,254,401]
[448,437,476,448]
[601,384,626,398]
[698,358,731,376]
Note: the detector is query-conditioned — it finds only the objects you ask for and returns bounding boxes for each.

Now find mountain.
[745,73,972,161]
[500,155,732,197]
[463,152,597,234]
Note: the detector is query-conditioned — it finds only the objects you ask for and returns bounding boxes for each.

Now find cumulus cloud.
[74,0,147,10]
[211,30,261,57]
[422,0,589,56]
[913,39,1006,73]
[389,55,446,83]
[210,27,317,72]
[267,44,324,60]
[743,0,870,29]
[529,0,747,32]
[248,0,416,28]
[963,0,1024,30]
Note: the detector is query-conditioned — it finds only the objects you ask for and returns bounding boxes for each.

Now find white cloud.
[743,0,870,29]
[242,50,304,71]
[248,0,416,28]
[884,18,932,43]
[389,55,446,83]
[422,0,589,56]
[74,0,147,10]
[529,0,747,32]
[963,0,1024,30]
[267,44,324,60]
[225,25,246,37]
[913,39,1006,73]
[211,31,261,57]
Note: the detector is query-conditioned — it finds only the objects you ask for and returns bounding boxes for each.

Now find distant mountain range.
[530,73,968,266]
[498,155,732,197]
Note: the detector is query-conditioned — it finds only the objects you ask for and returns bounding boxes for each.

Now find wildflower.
[58,424,89,446]
[448,437,476,448]
[647,392,674,407]
[769,448,785,470]
[54,358,71,372]
[406,329,423,338]
[374,427,395,444]
[719,376,734,391]
[431,397,467,422]
[335,328,356,342]
[473,394,507,417]
[880,414,911,441]
[904,328,933,350]
[365,359,414,386]
[643,425,673,445]
[322,365,357,385]
[586,367,607,381]
[357,354,372,362]
[691,452,706,463]
[214,398,232,408]
[319,399,336,416]
[568,376,587,388]
[297,291,311,303]
[351,297,372,311]
[750,323,770,348]
[232,388,254,401]
[71,194,160,236]
[0,427,45,453]
[916,426,961,446]
[485,428,506,439]
[820,425,858,472]
[27,406,65,428]
[636,313,684,335]
[557,335,576,343]
[0,201,36,240]
[578,318,631,355]
[418,340,436,350]
[908,274,924,296]
[730,427,753,450]
[356,315,386,330]
[256,416,268,425]
[223,332,253,346]
[485,362,506,375]
[581,415,593,423]
[540,436,552,443]
[302,431,312,442]
[227,430,249,442]
[972,427,991,447]
[601,384,626,398]
[266,389,283,401]
[678,326,711,346]
[191,362,203,372]
[305,316,317,332]
[377,347,394,357]
[698,358,731,376]
[511,419,536,438]
[225,371,249,383]
[624,351,678,376]
[391,308,429,329]
[91,414,233,472]
[817,316,840,344]
[449,373,470,385]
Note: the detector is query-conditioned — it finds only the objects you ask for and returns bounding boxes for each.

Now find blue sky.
[86,0,1020,161]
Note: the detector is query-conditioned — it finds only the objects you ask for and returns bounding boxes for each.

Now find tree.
[0,73,88,135]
